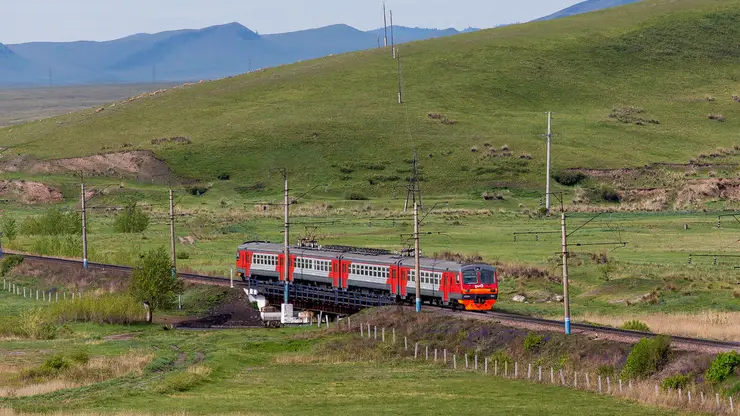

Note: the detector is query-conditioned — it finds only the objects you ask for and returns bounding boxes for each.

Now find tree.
[113,202,149,233]
[1,216,17,242]
[130,247,183,323]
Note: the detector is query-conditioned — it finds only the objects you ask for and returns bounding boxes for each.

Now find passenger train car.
[235,241,498,311]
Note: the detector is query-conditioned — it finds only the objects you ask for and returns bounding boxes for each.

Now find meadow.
[0,289,691,416]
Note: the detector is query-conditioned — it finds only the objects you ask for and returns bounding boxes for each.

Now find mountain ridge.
[536,0,642,21]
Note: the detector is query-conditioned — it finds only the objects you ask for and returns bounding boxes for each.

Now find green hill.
[3,0,740,196]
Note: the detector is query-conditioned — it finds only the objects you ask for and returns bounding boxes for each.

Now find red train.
[235,241,499,311]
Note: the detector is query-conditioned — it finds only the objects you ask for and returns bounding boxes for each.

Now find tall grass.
[44,293,146,325]
[579,312,740,342]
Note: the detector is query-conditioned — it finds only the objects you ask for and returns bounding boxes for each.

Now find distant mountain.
[2,22,472,87]
[0,42,47,86]
[536,0,642,21]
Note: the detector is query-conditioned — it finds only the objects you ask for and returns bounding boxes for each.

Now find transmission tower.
[404,151,423,212]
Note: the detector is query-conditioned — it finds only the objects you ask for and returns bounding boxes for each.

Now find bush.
[131,247,184,323]
[176,251,190,260]
[1,216,17,241]
[620,336,672,380]
[187,186,209,196]
[706,351,740,384]
[598,185,621,203]
[622,320,651,333]
[553,170,587,186]
[523,333,545,352]
[662,374,691,391]
[32,235,82,257]
[21,309,58,340]
[345,192,368,201]
[113,203,150,233]
[0,254,24,276]
[20,208,81,236]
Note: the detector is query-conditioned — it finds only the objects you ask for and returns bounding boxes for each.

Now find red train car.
[235,241,498,311]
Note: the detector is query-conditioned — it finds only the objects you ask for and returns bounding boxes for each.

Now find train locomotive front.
[457,264,498,311]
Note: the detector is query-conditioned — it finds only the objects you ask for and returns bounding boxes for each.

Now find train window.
[480,270,495,284]
[462,270,478,284]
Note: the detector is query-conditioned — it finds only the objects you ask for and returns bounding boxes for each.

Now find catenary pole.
[383,2,388,47]
[546,112,552,214]
[81,175,88,269]
[169,188,177,279]
[390,10,395,58]
[284,172,290,305]
[561,212,571,334]
[414,202,421,312]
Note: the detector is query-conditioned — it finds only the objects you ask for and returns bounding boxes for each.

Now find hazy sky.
[1,0,580,44]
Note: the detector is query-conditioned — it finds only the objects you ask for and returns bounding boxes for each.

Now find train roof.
[238,241,493,271]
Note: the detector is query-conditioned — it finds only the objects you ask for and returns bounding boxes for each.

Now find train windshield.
[462,270,479,285]
[480,270,496,284]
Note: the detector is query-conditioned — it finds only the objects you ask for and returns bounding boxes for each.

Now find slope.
[2,0,740,196]
[537,0,642,21]
[0,43,47,86]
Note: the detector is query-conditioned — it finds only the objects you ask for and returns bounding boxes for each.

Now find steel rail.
[6,251,740,350]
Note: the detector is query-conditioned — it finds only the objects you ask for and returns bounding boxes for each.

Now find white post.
[528,363,532,380]
[392,328,395,344]
[434,349,437,362]
[688,391,692,404]
[515,362,518,378]
[619,379,623,394]
[374,326,377,340]
[729,396,733,412]
[55,292,58,302]
[465,354,468,369]
[539,366,542,382]
[230,267,234,288]
[382,327,385,342]
[586,373,590,389]
[474,355,478,371]
[404,336,408,351]
[574,372,578,388]
[453,354,457,369]
[598,376,602,393]
[607,377,611,393]
[425,346,428,360]
[414,343,418,359]
[485,358,488,373]
[361,324,364,337]
[505,361,508,376]
[36,289,38,301]
[495,360,498,376]
[444,349,447,363]
[325,314,329,327]
[716,393,720,408]
[551,368,554,384]
[178,294,182,310]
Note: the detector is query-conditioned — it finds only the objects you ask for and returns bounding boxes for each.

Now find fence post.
[361,324,364,337]
[382,327,385,342]
[444,349,447,364]
[425,346,429,361]
[474,355,478,371]
[551,368,554,384]
[374,326,377,340]
[598,376,603,393]
[688,391,692,404]
[701,391,704,403]
[36,289,39,301]
[586,374,590,389]
[729,396,733,412]
[405,336,408,351]
[465,354,469,369]
[528,363,532,380]
[23,287,26,298]
[63,291,66,300]
[574,372,578,388]
[485,358,488,374]
[48,292,51,303]
[607,377,611,394]
[434,349,437,362]
[505,361,508,377]
[515,362,518,378]
[453,354,457,369]
[539,366,542,382]
[55,292,58,302]
[629,380,632,391]
[178,294,182,310]
[560,369,565,385]
[392,328,396,344]
[348,316,351,330]
[716,393,720,409]
[414,343,419,359]
[495,360,498,376]
[655,384,659,395]
[619,379,623,394]
[72,292,75,301]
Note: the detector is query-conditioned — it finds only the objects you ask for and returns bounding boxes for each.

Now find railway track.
[5,251,740,351]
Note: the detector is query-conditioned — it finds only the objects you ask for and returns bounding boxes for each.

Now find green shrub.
[706,351,740,384]
[345,192,368,201]
[620,336,672,380]
[176,251,190,260]
[662,374,691,391]
[489,350,513,367]
[20,309,58,340]
[113,203,150,233]
[1,216,18,241]
[32,235,82,257]
[622,320,651,333]
[552,170,587,186]
[131,247,184,323]
[20,208,81,236]
[597,365,616,377]
[0,254,24,276]
[523,333,545,352]
[597,185,621,203]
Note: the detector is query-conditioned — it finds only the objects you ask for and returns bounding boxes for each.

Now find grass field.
[0,290,686,416]
[2,0,740,196]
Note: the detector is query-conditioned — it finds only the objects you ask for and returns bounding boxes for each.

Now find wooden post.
[495,360,498,376]
[361,324,364,337]
[687,391,692,404]
[405,336,408,351]
[444,349,447,364]
[607,377,611,394]
[392,328,396,344]
[619,379,623,394]
[515,362,518,378]
[560,369,565,385]
[485,358,488,374]
[425,346,429,361]
[539,366,542,382]
[586,374,590,389]
[414,343,418,359]
[453,354,457,369]
[551,367,554,384]
[528,363,532,380]
[374,326,377,340]
[716,393,720,409]
[474,355,478,371]
[434,349,437,362]
[382,327,385,342]
[465,354,468,369]
[505,361,508,376]
[598,376,602,393]
[574,372,578,388]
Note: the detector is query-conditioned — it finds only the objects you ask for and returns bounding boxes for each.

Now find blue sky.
[1,0,579,44]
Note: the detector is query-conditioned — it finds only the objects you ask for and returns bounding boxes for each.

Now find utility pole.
[383,2,388,47]
[169,188,176,279]
[283,171,290,305]
[80,174,88,269]
[561,212,571,335]
[414,202,421,312]
[390,10,395,58]
[545,112,553,214]
[397,47,403,104]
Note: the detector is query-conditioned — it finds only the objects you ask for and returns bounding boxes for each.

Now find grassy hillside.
[3,0,740,196]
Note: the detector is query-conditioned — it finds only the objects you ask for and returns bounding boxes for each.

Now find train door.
[243,252,253,280]
[277,254,285,281]
[330,259,341,288]
[389,266,398,295]
[341,261,349,289]
[441,272,452,303]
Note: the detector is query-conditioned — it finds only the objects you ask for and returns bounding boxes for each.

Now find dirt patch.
[0,180,63,204]
[0,150,172,182]
[675,178,740,208]
[7,255,131,292]
[102,332,141,341]
[176,290,263,329]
